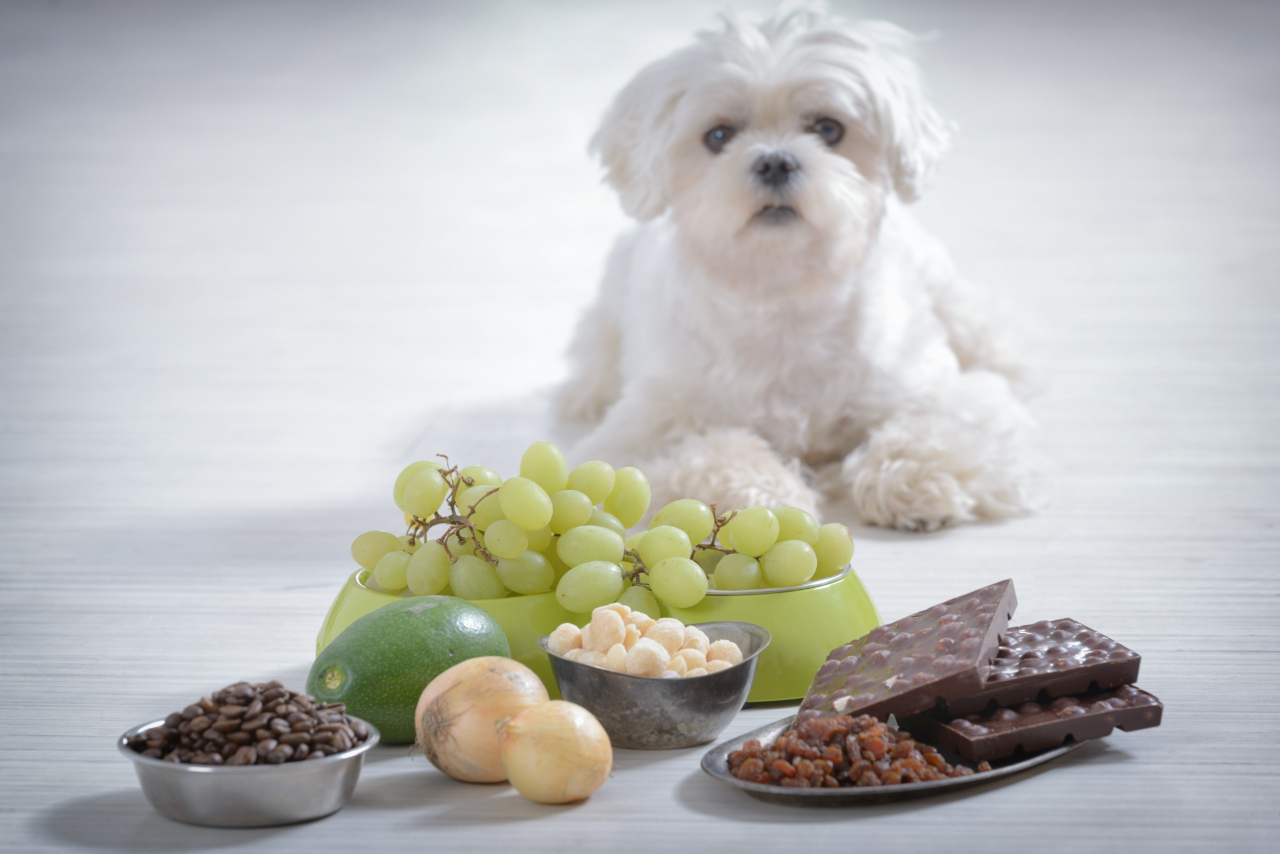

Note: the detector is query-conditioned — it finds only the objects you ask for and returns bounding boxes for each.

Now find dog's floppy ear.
[849,21,953,203]
[589,50,698,221]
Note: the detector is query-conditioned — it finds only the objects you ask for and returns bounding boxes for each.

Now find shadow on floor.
[32,789,292,851]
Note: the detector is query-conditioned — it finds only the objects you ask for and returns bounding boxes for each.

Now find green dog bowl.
[317,565,879,703]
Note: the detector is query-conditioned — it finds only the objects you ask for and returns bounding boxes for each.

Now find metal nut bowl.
[118,717,379,827]
[540,620,770,750]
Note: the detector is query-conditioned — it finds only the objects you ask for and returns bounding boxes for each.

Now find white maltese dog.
[556,4,1041,532]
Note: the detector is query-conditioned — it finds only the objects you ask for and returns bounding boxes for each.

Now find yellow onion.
[415,657,549,783]
[496,700,612,803]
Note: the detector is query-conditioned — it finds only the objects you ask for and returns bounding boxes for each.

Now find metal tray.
[700,715,1082,805]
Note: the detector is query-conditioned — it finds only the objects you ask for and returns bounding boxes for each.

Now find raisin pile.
[727,714,991,788]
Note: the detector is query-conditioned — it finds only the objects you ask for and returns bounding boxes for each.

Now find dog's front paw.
[843,442,978,533]
[644,429,819,519]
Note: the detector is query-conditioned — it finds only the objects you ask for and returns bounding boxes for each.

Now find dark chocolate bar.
[914,684,1163,761]
[944,618,1141,715]
[796,580,1017,724]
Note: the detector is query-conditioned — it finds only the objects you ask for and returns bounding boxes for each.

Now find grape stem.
[403,460,501,566]
[622,505,738,587]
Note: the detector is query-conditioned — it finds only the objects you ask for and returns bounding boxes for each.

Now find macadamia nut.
[579,650,607,668]
[547,623,583,656]
[625,612,656,636]
[674,648,707,671]
[623,623,641,650]
[707,639,743,665]
[625,638,670,676]
[644,621,684,655]
[705,659,733,673]
[587,609,625,652]
[605,643,628,672]
[680,636,709,655]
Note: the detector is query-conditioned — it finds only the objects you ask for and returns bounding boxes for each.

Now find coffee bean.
[228,746,257,766]
[131,682,368,765]
[240,715,270,732]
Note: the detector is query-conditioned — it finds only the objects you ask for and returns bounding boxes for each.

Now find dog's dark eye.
[810,117,844,147]
[704,125,736,154]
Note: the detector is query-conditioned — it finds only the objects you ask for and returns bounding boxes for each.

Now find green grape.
[557,525,625,567]
[541,536,572,582]
[713,553,761,590]
[624,531,645,550]
[525,525,552,553]
[442,526,481,558]
[588,508,627,537]
[373,550,411,592]
[603,466,650,528]
[498,476,554,531]
[393,460,445,510]
[617,585,661,620]
[716,521,735,551]
[567,460,615,505]
[724,506,779,557]
[549,489,594,534]
[694,547,726,574]
[406,542,450,595]
[706,576,717,590]
[521,440,569,494]
[648,557,708,608]
[351,531,402,570]
[457,484,505,531]
[496,550,554,595]
[555,560,624,613]
[649,499,714,545]
[402,468,449,518]
[814,523,855,577]
[397,534,421,555]
[484,519,528,560]
[638,525,692,567]
[458,464,502,489]
[760,539,818,587]
[449,554,507,600]
[775,506,820,545]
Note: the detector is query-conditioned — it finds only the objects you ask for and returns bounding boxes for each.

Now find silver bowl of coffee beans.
[119,680,379,827]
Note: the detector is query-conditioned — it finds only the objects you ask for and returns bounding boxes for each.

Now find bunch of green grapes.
[348,440,653,609]
[623,502,856,611]
[348,440,856,618]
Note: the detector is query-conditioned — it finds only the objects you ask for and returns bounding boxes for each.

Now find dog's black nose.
[753,151,799,187]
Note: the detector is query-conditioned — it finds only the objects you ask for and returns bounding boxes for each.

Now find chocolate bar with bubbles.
[944,618,1141,716]
[914,684,1163,761]
[796,580,1017,725]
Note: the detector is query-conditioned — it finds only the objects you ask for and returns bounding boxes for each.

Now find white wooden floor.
[2,1,1278,851]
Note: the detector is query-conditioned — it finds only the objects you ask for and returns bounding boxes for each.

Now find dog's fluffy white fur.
[556,4,1041,532]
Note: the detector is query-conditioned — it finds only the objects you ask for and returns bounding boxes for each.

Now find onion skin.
[415,657,549,783]
[497,700,612,804]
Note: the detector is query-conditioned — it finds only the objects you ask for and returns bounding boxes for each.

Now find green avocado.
[306,596,510,743]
